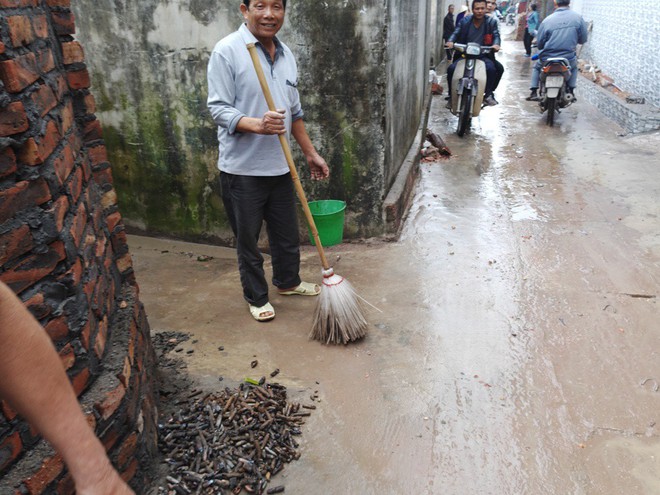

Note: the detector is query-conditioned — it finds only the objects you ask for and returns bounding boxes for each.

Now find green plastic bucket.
[307,200,346,247]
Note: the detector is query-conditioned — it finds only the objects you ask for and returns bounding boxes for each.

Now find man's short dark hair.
[557,0,570,5]
[243,0,287,8]
[531,3,537,10]
[472,0,487,9]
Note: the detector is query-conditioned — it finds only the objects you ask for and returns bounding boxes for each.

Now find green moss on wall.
[101,85,229,241]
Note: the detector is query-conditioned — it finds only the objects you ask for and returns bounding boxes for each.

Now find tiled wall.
[578,0,660,107]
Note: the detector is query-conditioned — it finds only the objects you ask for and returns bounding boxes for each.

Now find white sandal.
[278,281,320,296]
[248,302,275,322]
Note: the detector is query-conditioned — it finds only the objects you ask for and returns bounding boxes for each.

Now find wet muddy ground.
[132,38,660,494]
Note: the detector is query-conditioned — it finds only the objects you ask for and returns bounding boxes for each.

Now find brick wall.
[578,0,660,108]
[0,0,158,492]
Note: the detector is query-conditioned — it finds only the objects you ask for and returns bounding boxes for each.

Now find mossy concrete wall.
[71,0,440,242]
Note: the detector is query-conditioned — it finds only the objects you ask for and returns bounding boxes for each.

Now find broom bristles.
[310,272,368,344]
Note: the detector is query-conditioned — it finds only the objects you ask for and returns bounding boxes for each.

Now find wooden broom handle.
[247,43,330,271]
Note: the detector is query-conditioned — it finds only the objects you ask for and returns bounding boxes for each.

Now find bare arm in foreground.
[0,282,134,495]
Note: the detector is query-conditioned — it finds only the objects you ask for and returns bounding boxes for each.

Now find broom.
[247,43,367,344]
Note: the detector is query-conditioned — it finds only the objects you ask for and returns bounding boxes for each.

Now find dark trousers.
[523,29,533,55]
[493,58,504,92]
[220,172,301,307]
[447,56,498,98]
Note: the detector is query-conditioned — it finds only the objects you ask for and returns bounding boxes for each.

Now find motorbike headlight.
[466,45,481,56]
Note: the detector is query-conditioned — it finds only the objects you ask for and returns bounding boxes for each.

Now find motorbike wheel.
[546,97,556,126]
[457,94,473,137]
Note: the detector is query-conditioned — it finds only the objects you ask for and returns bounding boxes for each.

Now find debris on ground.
[156,382,312,494]
[421,130,452,162]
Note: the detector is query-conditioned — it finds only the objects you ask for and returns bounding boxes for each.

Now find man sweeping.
[207,0,330,322]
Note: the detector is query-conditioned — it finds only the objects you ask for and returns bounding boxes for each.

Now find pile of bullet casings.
[157,382,314,494]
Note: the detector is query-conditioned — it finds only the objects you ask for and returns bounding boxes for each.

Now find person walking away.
[486,0,505,103]
[446,0,501,107]
[525,0,588,101]
[524,3,540,57]
[443,4,456,61]
[207,0,330,322]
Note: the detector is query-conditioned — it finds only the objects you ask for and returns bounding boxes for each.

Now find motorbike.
[505,12,516,25]
[449,42,493,137]
[534,54,576,126]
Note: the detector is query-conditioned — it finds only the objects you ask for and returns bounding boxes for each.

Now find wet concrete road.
[130,39,660,494]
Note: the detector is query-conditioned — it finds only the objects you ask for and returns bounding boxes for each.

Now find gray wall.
[71,0,437,242]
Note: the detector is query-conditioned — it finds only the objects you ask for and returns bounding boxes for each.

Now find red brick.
[88,145,108,167]
[0,241,65,294]
[58,342,75,370]
[23,453,65,494]
[66,166,84,205]
[94,315,108,358]
[106,211,122,234]
[60,100,75,136]
[0,224,33,265]
[116,432,137,469]
[54,74,68,100]
[0,431,22,472]
[0,147,17,178]
[118,356,132,388]
[36,48,55,75]
[61,41,84,65]
[44,315,69,342]
[80,314,94,351]
[6,15,34,48]
[83,119,103,142]
[32,15,48,39]
[23,292,51,320]
[120,457,139,483]
[69,201,86,248]
[68,130,81,159]
[51,10,75,35]
[30,83,57,118]
[93,275,108,317]
[53,143,75,185]
[0,52,39,92]
[95,382,126,421]
[0,41,4,54]
[83,93,96,114]
[80,153,92,183]
[51,195,69,231]
[0,101,29,136]
[70,367,90,397]
[65,257,83,286]
[94,232,106,259]
[92,167,113,189]
[66,69,89,90]
[0,178,51,224]
[0,0,38,6]
[101,426,120,451]
[18,120,61,166]
[46,0,70,6]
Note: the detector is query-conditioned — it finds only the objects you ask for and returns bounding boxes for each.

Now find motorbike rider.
[446,0,502,107]
[526,0,588,101]
[486,0,505,103]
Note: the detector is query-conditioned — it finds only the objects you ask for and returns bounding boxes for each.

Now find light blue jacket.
[526,11,540,35]
[537,7,588,61]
